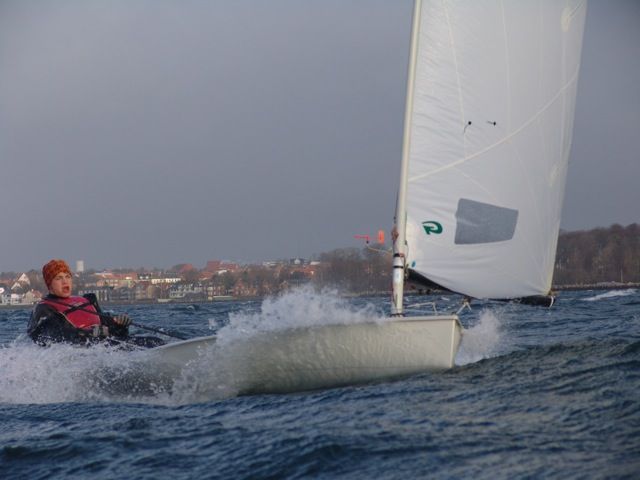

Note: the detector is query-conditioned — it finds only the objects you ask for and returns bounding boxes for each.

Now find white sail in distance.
[404,0,588,299]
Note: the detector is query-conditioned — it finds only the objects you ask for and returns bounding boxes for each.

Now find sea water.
[0,288,638,479]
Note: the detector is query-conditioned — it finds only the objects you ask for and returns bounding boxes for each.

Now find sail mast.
[392,0,422,316]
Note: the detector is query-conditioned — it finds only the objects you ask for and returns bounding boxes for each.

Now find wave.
[582,289,637,302]
[456,309,510,365]
[0,341,153,404]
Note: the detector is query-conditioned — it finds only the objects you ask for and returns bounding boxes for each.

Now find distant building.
[0,288,41,305]
[22,290,41,304]
[150,276,181,285]
[94,271,138,288]
[169,283,205,300]
[134,282,157,301]
[177,264,196,274]
[76,260,85,273]
[11,273,31,292]
[78,286,113,303]
[203,260,240,275]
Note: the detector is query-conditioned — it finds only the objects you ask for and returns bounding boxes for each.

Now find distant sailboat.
[145,0,588,395]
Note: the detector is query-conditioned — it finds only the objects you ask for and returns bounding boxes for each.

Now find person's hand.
[113,314,131,327]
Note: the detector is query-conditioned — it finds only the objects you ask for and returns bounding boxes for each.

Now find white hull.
[146,315,462,395]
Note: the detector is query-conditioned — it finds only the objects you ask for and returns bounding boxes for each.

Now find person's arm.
[101,314,130,338]
[83,293,130,338]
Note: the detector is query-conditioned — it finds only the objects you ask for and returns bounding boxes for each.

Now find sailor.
[27,259,132,346]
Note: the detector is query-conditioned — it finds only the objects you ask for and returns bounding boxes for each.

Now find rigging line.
[407,66,581,184]
[455,298,472,315]
[405,302,438,314]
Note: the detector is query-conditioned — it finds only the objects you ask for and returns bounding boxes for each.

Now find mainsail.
[399,1,588,301]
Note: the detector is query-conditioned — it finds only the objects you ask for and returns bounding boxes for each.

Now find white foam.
[0,288,385,405]
[582,289,637,302]
[216,287,383,345]
[0,341,146,404]
[456,309,507,365]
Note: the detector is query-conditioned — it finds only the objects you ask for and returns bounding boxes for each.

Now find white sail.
[404,1,587,299]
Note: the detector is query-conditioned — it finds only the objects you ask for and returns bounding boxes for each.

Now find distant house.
[0,288,10,305]
[94,271,138,289]
[22,289,42,305]
[11,273,31,293]
[150,276,181,285]
[112,287,134,303]
[232,280,258,298]
[177,264,196,274]
[78,286,113,303]
[134,282,156,301]
[204,260,222,273]
[0,290,39,305]
[205,284,231,299]
[169,283,205,301]
[203,260,240,275]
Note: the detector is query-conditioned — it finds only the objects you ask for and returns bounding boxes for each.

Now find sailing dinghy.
[144,0,587,395]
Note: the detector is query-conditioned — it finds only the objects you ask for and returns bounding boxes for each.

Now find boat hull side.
[148,316,462,395]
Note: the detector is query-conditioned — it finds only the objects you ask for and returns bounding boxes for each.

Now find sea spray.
[0,341,147,404]
[176,288,389,399]
[216,287,384,345]
[456,309,507,365]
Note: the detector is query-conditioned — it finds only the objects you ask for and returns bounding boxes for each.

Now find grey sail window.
[454,198,518,244]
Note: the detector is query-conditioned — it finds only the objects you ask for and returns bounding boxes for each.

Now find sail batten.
[402,0,588,300]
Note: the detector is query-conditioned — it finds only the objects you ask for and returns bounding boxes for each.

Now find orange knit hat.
[42,259,72,288]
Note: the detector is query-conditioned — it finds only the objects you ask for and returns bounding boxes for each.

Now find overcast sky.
[1,1,638,272]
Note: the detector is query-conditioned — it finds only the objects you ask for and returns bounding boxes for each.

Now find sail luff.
[392,0,423,316]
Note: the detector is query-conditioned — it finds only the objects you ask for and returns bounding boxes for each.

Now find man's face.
[49,272,72,297]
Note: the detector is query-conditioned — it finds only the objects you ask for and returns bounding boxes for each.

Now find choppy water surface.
[1,288,638,479]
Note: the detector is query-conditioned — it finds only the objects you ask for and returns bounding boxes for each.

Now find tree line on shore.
[554,223,639,285]
[1,224,638,298]
[317,223,639,291]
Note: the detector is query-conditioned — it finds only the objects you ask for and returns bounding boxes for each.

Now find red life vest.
[40,296,101,330]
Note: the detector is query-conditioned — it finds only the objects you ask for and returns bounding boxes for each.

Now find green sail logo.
[422,221,443,235]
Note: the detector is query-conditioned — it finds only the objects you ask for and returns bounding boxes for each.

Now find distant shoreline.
[553,282,640,291]
[2,283,638,310]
